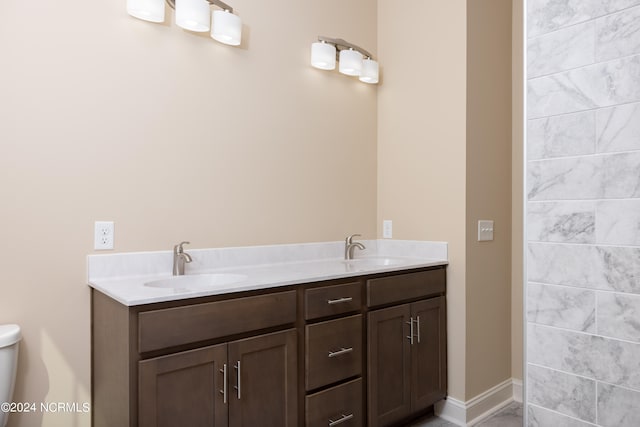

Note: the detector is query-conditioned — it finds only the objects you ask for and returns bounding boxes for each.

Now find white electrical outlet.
[383,220,393,239]
[94,221,114,250]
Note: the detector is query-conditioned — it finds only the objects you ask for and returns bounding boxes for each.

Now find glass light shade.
[310,42,336,70]
[339,49,363,76]
[176,0,211,32]
[211,10,242,45]
[127,0,165,22]
[359,59,379,84]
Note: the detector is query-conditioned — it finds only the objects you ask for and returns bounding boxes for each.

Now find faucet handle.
[174,241,190,253]
[346,234,361,244]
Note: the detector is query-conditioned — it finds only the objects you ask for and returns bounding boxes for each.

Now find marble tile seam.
[527,2,640,40]
[527,280,640,298]
[529,363,640,397]
[527,149,640,162]
[527,198,640,205]
[527,99,640,119]
[527,403,599,427]
[536,150,640,160]
[527,51,640,82]
[527,241,640,249]
[528,287,636,300]
[526,362,596,384]
[528,322,640,347]
[527,240,640,249]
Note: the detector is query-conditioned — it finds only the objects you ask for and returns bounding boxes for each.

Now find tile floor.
[408,402,523,427]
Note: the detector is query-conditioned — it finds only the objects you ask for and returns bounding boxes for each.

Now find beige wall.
[465,0,513,398]
[378,0,516,401]
[0,1,377,426]
[511,0,524,383]
[377,0,468,400]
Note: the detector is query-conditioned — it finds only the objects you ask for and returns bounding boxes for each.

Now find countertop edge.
[89,258,448,306]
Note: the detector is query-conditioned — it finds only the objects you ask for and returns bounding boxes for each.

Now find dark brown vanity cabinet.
[366,271,447,427]
[138,329,297,427]
[92,266,446,427]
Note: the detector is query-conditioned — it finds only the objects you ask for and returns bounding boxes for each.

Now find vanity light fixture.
[127,0,242,46]
[310,36,379,84]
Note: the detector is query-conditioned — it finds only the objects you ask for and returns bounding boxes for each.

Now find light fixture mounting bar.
[165,0,234,12]
[209,0,233,12]
[317,36,374,59]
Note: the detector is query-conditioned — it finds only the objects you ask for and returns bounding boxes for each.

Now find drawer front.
[305,282,361,320]
[306,378,363,427]
[306,314,362,391]
[138,290,296,353]
[367,268,445,307]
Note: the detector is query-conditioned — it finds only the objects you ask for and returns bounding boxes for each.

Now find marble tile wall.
[527,2,640,426]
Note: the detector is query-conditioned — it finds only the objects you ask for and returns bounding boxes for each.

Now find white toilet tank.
[0,325,21,427]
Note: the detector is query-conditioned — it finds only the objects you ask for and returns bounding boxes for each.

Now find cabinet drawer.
[138,291,296,353]
[305,282,361,320]
[367,269,445,307]
[306,314,362,390]
[306,378,362,427]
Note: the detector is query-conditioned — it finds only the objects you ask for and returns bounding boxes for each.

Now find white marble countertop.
[87,240,448,306]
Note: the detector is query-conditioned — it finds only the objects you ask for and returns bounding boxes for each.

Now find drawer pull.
[328,347,354,358]
[327,297,353,305]
[328,413,354,426]
[219,364,227,403]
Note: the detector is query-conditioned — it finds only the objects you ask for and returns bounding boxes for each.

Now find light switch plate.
[478,220,494,242]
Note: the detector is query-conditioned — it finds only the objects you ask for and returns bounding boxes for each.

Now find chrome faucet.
[173,241,193,276]
[344,234,365,260]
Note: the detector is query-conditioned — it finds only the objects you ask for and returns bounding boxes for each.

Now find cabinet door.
[138,343,228,427]
[411,296,447,412]
[228,329,297,427]
[367,304,412,427]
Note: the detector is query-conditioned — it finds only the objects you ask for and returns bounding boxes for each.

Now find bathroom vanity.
[89,241,447,427]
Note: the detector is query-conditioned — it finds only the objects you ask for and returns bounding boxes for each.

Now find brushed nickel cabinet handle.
[328,413,354,426]
[233,361,241,399]
[328,347,354,358]
[416,316,421,344]
[219,364,227,403]
[327,297,353,305]
[406,318,414,345]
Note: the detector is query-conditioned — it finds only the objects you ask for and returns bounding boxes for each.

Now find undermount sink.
[145,273,248,291]
[342,257,405,267]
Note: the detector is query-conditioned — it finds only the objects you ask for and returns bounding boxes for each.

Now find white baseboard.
[512,378,523,403]
[435,378,521,426]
